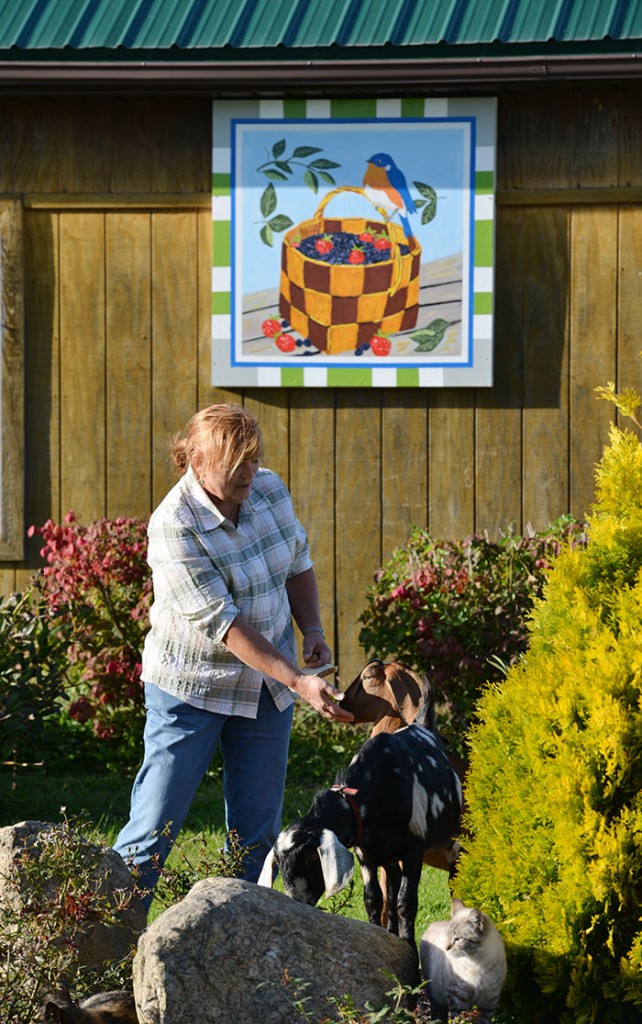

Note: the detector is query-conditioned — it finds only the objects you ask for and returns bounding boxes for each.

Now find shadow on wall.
[23,206,55,571]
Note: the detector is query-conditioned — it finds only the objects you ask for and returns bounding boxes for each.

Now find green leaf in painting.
[272,139,286,159]
[413,182,438,224]
[260,224,274,247]
[263,169,289,181]
[319,171,336,185]
[274,160,293,175]
[268,215,294,233]
[304,169,319,193]
[309,159,341,170]
[260,183,277,218]
[413,180,437,199]
[292,146,323,158]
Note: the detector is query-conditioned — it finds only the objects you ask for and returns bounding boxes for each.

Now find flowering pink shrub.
[29,513,152,760]
[358,517,587,749]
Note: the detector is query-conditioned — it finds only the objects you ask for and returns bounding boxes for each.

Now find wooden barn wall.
[1,87,642,678]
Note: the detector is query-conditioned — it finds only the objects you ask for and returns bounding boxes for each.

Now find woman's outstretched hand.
[294,672,354,723]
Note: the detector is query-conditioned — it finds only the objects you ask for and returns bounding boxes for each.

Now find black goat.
[258,687,462,948]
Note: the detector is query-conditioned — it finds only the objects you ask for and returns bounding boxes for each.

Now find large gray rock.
[0,820,145,969]
[134,878,418,1024]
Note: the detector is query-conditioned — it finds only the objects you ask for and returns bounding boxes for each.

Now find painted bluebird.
[363,152,417,245]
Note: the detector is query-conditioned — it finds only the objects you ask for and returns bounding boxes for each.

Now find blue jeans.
[114,681,293,910]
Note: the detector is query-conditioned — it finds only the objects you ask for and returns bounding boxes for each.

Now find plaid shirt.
[141,465,312,717]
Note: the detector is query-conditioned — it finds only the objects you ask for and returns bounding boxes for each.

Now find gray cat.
[420,897,507,1023]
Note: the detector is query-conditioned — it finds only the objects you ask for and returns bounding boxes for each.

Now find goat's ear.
[318,829,354,896]
[257,846,278,887]
[386,663,423,722]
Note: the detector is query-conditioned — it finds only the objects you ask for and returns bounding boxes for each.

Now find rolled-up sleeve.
[287,518,313,580]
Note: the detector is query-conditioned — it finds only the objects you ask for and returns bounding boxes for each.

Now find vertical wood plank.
[0,568,17,594]
[57,98,111,193]
[475,207,523,535]
[105,99,153,193]
[244,392,291,486]
[23,210,60,564]
[0,100,14,191]
[289,393,336,659]
[335,392,381,677]
[197,207,216,408]
[617,91,642,188]
[381,390,428,558]
[617,206,642,402]
[498,89,574,190]
[10,98,61,193]
[151,98,211,193]
[522,206,571,528]
[66,96,209,194]
[428,391,475,537]
[568,91,619,189]
[0,201,25,561]
[151,211,199,507]
[105,212,152,518]
[59,213,106,521]
[569,207,618,520]
[498,89,620,192]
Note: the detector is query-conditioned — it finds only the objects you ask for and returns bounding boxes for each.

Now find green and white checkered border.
[212,97,496,388]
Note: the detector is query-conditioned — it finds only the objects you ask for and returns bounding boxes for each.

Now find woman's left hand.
[302,632,333,669]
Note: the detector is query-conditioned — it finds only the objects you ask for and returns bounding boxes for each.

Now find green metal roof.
[1,0,642,54]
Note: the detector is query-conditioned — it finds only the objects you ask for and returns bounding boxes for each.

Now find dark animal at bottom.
[43,990,137,1023]
[258,686,462,949]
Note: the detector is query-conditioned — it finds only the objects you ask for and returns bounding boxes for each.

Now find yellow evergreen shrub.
[456,423,642,1023]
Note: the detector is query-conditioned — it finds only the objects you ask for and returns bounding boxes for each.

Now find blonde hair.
[170,404,263,476]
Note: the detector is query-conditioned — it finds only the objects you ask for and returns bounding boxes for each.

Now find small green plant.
[277,969,424,1023]
[0,815,137,1024]
[146,826,249,911]
[359,519,586,747]
[456,382,642,1022]
[0,586,69,769]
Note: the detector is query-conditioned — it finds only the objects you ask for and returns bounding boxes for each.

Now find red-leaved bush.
[29,513,151,759]
[358,517,587,749]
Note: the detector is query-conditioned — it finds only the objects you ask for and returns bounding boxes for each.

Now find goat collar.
[331,785,363,845]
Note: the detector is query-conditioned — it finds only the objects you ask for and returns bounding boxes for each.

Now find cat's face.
[446,901,488,957]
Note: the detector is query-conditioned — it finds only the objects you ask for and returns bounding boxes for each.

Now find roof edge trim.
[0,53,640,90]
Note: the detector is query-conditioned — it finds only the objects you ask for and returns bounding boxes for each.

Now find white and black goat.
[258,682,462,948]
[340,658,469,876]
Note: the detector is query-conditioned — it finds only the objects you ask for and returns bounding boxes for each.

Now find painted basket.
[279,186,421,354]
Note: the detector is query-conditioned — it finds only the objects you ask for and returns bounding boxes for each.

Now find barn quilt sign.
[211,98,496,388]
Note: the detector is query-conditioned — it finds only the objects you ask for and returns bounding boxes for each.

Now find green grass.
[0,704,451,929]
[1,762,450,928]
[1,710,522,1023]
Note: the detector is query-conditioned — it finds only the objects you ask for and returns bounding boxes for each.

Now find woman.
[114,403,352,909]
